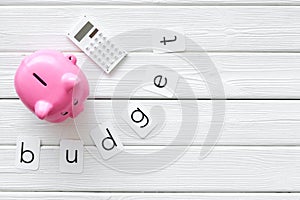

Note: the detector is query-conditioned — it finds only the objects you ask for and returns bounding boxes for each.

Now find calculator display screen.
[74,21,94,42]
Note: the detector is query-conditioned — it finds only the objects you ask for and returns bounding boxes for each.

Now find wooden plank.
[1,7,300,52]
[3,52,300,99]
[2,99,300,146]
[2,192,300,200]
[158,0,300,5]
[0,0,153,5]
[2,0,300,5]
[1,146,300,191]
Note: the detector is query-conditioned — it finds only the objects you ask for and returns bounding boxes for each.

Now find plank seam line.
[4,50,300,53]
[4,98,300,100]
[3,145,300,148]
[0,191,300,194]
[2,4,300,7]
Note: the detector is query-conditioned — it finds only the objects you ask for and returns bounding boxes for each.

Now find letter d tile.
[90,122,124,160]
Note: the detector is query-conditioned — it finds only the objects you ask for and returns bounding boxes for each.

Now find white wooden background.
[2,0,300,199]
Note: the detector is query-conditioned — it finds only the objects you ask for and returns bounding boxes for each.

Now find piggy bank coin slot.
[33,73,47,86]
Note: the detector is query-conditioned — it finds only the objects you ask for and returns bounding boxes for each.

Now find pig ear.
[62,73,80,92]
[21,55,30,65]
[66,54,77,65]
[34,100,53,120]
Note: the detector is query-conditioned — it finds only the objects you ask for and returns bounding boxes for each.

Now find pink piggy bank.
[14,50,89,123]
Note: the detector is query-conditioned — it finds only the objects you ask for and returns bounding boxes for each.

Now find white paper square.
[59,140,84,173]
[143,68,179,98]
[15,137,40,170]
[122,103,157,139]
[152,27,185,53]
[90,122,123,160]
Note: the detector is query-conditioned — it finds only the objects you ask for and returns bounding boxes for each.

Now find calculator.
[67,16,127,74]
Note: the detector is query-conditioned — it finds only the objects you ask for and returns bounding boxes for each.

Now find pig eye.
[73,99,79,106]
[61,111,69,116]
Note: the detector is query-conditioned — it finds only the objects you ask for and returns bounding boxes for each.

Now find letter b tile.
[15,137,40,170]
